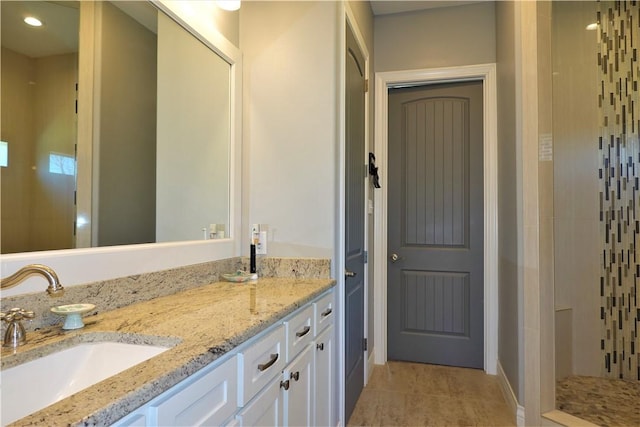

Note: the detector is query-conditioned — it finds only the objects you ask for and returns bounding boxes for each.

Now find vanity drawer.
[238,324,286,406]
[285,304,314,362]
[314,290,334,334]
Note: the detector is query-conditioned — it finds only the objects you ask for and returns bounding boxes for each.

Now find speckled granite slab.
[0,257,331,331]
[556,375,640,427]
[1,277,335,426]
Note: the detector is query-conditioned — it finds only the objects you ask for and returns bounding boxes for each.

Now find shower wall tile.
[598,0,640,381]
[552,0,601,378]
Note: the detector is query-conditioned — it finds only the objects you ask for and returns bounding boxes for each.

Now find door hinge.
[363,338,368,352]
[363,251,368,264]
[364,79,369,93]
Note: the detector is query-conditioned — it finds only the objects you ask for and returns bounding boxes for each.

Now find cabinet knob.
[290,371,300,381]
[280,379,290,390]
[317,342,325,351]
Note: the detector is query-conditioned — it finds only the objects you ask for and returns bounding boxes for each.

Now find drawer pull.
[290,371,300,381]
[317,342,324,351]
[280,379,290,390]
[257,353,279,372]
[321,308,333,317]
[295,326,311,338]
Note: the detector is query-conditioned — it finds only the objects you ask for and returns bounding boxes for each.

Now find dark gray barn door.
[344,23,366,422]
[387,81,484,368]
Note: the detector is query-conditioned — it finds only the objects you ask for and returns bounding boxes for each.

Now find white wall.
[495,0,523,404]
[240,1,339,259]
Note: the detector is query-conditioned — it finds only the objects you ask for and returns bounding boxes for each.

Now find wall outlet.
[251,224,268,254]
[256,231,267,254]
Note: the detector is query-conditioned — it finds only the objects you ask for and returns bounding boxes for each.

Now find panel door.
[387,81,484,368]
[344,22,366,422]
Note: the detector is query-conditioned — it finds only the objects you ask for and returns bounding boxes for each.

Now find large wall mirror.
[1,0,233,254]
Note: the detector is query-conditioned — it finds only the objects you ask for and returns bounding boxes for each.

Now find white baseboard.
[497,360,525,426]
[366,350,375,383]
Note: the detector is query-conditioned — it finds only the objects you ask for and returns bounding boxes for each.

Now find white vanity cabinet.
[238,325,286,406]
[235,374,284,426]
[283,343,315,426]
[112,288,334,427]
[313,290,335,427]
[114,355,238,427]
[314,324,334,427]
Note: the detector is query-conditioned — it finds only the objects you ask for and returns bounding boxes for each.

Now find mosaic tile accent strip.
[597,0,640,381]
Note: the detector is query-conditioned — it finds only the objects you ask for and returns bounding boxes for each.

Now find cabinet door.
[150,356,238,426]
[236,376,284,427]
[284,345,314,427]
[315,325,334,427]
[111,409,148,427]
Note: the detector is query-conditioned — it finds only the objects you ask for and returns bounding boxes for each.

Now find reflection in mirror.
[1,1,79,254]
[1,1,231,254]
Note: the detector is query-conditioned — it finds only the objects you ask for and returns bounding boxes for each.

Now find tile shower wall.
[598,0,640,381]
[552,0,600,378]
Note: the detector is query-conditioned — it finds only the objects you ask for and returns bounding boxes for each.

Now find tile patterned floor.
[556,375,640,427]
[347,361,515,427]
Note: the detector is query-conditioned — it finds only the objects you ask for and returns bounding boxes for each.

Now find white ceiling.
[0,1,156,59]
[370,0,489,16]
[1,1,79,58]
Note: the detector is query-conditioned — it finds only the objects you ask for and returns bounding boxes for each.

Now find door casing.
[373,64,498,375]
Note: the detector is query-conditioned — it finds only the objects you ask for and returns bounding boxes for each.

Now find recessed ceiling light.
[24,16,43,27]
[217,1,240,11]
[586,23,598,31]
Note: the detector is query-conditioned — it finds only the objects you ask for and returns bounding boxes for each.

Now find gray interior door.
[387,81,484,369]
[344,24,366,422]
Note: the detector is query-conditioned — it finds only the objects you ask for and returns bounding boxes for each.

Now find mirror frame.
[0,0,242,297]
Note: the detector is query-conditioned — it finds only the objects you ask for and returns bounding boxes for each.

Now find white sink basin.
[0,341,170,425]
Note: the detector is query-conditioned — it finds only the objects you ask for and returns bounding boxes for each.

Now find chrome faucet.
[1,264,65,347]
[1,264,65,296]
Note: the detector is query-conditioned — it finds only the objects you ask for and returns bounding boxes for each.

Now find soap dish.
[51,303,95,330]
[222,270,258,283]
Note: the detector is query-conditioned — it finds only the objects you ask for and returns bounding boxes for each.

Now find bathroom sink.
[0,341,170,425]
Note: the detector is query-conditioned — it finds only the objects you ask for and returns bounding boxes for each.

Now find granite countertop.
[1,277,335,426]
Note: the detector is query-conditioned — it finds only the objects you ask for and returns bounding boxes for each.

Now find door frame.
[373,64,498,375]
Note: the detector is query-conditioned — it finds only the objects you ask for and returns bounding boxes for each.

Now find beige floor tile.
[348,361,515,427]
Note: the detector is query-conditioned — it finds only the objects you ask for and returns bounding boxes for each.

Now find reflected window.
[49,152,75,176]
[0,141,7,167]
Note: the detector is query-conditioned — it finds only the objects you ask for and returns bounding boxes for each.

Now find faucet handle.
[1,308,34,348]
[1,308,35,323]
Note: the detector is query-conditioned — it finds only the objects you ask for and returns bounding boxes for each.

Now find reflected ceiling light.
[217,1,240,11]
[24,16,43,27]
[586,23,598,30]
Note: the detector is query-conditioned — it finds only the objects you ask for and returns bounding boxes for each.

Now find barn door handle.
[345,270,357,278]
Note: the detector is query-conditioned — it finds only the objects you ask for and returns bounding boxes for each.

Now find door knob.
[345,270,357,278]
[390,253,401,263]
